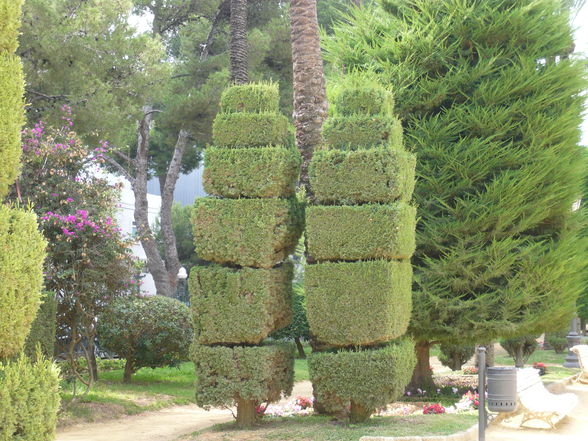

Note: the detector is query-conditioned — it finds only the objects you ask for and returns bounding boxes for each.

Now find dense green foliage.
[500,335,539,367]
[203,146,300,198]
[324,0,588,344]
[98,296,193,382]
[24,292,57,360]
[193,343,294,409]
[193,197,304,268]
[212,112,291,148]
[438,343,476,371]
[306,203,416,262]
[271,282,310,344]
[308,339,415,415]
[189,263,293,344]
[0,205,46,361]
[546,331,569,354]
[306,260,412,346]
[322,115,402,150]
[310,147,415,204]
[0,354,60,441]
[220,82,280,114]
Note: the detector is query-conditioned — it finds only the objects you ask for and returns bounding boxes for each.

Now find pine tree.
[324,0,588,387]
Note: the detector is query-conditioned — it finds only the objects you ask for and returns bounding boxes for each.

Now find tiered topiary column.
[1,1,60,439]
[190,82,303,428]
[306,81,417,422]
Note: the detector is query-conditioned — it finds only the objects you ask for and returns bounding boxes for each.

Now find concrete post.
[564,316,581,369]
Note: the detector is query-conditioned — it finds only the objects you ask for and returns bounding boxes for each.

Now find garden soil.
[55,381,313,441]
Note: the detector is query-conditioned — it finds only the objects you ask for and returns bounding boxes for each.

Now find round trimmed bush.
[98,295,193,382]
[438,343,475,371]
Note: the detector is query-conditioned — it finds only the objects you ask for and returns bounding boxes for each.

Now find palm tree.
[290,0,327,198]
[229,0,248,84]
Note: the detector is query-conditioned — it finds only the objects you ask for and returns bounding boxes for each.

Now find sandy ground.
[487,381,588,441]
[55,381,313,441]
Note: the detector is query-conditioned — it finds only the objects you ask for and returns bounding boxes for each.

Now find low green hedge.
[212,112,290,148]
[24,292,56,360]
[0,355,60,441]
[322,115,402,150]
[333,86,394,116]
[193,197,304,268]
[189,263,293,344]
[193,343,294,409]
[310,147,415,205]
[0,205,46,360]
[203,146,300,198]
[306,203,416,262]
[306,260,412,346]
[220,82,280,114]
[308,339,415,415]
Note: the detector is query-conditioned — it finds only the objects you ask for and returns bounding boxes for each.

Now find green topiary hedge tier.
[305,260,412,347]
[190,263,293,345]
[193,197,303,268]
[305,203,416,262]
[190,83,301,427]
[308,339,415,417]
[306,82,416,422]
[310,147,415,204]
[203,146,300,198]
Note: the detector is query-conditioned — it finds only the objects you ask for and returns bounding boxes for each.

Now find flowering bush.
[460,391,479,409]
[295,396,313,409]
[260,396,314,418]
[423,403,446,414]
[533,362,547,376]
[462,366,478,375]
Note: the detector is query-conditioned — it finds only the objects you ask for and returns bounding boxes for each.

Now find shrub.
[438,343,476,372]
[305,260,412,346]
[98,296,193,383]
[322,115,402,150]
[423,403,446,415]
[24,292,56,360]
[546,330,568,354]
[189,263,293,344]
[212,112,290,148]
[220,82,280,114]
[308,339,415,422]
[203,146,300,198]
[271,282,310,358]
[462,366,478,375]
[310,147,415,205]
[193,343,294,409]
[193,197,304,268]
[305,203,416,262]
[500,335,539,368]
[0,205,47,360]
[332,86,394,116]
[0,354,60,441]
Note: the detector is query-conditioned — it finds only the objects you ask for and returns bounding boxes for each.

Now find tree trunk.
[159,130,189,290]
[514,348,524,368]
[229,0,248,84]
[349,401,372,423]
[476,342,495,368]
[123,359,135,383]
[236,397,257,428]
[409,340,434,390]
[88,340,98,382]
[132,107,173,297]
[290,0,328,198]
[294,337,306,359]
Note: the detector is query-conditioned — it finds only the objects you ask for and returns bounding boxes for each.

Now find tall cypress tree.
[324,0,588,387]
[0,1,60,439]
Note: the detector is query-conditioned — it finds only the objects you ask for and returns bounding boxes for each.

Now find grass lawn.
[190,414,477,441]
[494,348,567,366]
[59,361,196,425]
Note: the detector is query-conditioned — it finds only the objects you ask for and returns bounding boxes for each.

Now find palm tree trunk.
[290,0,328,198]
[229,0,248,84]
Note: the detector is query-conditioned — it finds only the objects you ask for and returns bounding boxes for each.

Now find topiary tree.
[305,76,417,422]
[500,336,539,368]
[439,343,476,372]
[190,82,302,428]
[546,331,568,354]
[271,282,310,359]
[98,295,193,383]
[324,0,588,388]
[0,1,60,439]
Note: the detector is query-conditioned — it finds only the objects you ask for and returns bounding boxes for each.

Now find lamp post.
[176,266,189,305]
[563,315,581,368]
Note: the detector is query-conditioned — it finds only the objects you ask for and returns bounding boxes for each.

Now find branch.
[26,88,70,102]
[200,0,230,61]
[112,149,132,164]
[102,154,134,184]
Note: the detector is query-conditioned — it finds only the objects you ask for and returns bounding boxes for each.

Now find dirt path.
[56,381,313,441]
[487,381,588,441]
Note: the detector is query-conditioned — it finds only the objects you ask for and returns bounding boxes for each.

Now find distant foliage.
[98,296,193,382]
[271,282,310,343]
[439,343,476,372]
[546,331,569,354]
[500,336,539,367]
[24,292,57,360]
